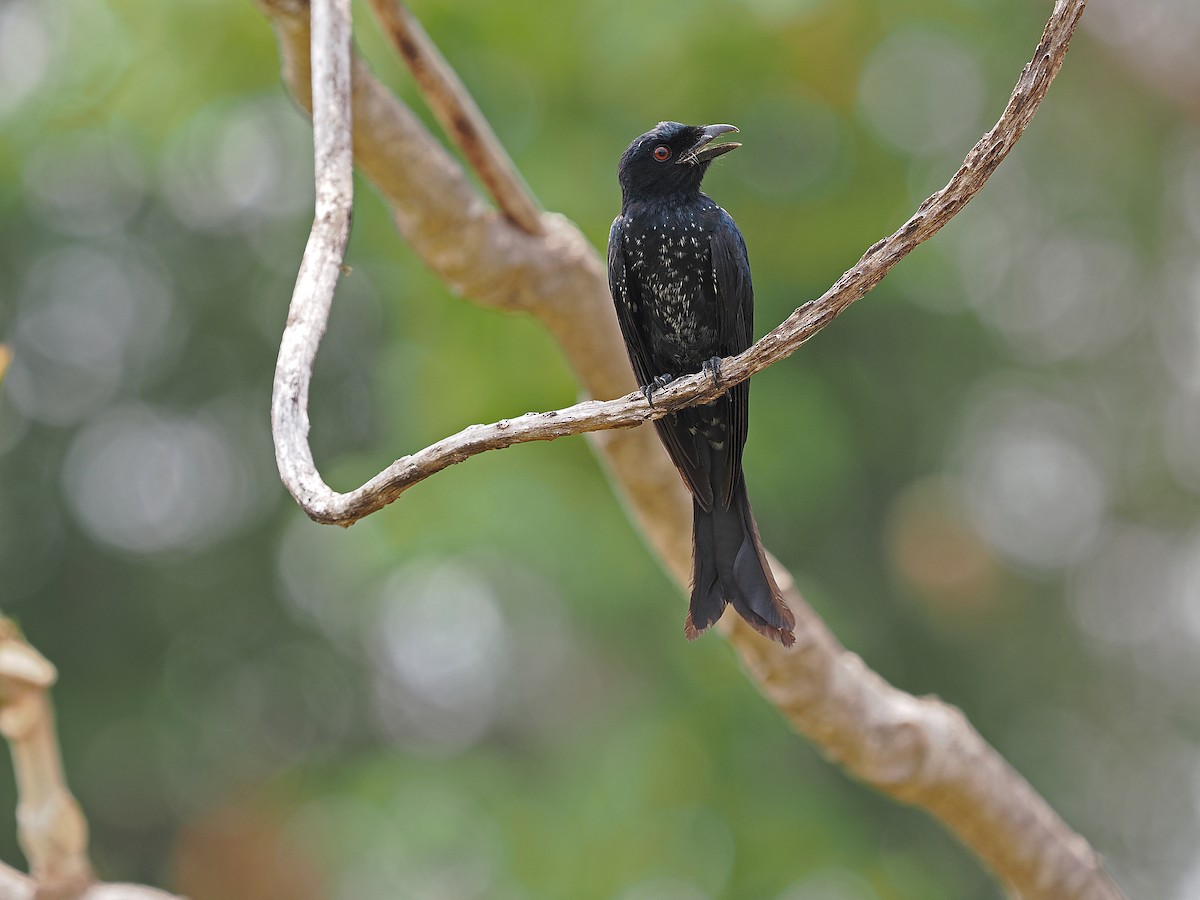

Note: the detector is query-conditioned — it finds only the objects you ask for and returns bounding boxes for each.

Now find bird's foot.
[641,374,675,407]
[702,356,722,385]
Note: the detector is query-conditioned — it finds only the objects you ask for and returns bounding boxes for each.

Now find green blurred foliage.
[2,0,1199,897]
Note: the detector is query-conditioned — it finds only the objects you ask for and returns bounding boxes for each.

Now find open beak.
[679,124,741,165]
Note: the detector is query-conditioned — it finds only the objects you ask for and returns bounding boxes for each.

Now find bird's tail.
[686,480,796,646]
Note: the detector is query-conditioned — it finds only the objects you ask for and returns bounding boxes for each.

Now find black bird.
[607,121,795,646]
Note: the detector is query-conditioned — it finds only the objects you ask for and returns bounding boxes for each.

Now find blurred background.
[2,0,1198,897]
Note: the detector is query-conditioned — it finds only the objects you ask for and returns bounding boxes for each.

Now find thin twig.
[261,0,1124,896]
[0,621,185,900]
[366,0,545,235]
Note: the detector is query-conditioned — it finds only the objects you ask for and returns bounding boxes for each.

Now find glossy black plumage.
[607,122,795,646]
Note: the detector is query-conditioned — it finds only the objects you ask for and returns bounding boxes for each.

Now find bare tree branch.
[0,863,33,900]
[0,869,183,900]
[0,621,93,897]
[261,0,1125,896]
[366,0,544,235]
[271,0,354,518]
[0,620,184,900]
[725,607,1123,899]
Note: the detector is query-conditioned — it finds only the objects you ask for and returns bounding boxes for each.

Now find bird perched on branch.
[607,121,795,646]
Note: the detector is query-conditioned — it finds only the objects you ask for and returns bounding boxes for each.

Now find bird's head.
[617,121,741,202]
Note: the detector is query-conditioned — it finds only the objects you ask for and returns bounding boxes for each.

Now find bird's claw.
[642,374,675,407]
[702,357,722,385]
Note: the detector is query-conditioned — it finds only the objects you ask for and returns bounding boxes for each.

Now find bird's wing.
[608,216,712,507]
[707,207,754,506]
[708,207,754,354]
[607,217,655,388]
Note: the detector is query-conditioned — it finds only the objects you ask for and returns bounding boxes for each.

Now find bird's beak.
[679,124,741,165]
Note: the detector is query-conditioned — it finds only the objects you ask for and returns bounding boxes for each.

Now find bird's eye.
[652,145,672,161]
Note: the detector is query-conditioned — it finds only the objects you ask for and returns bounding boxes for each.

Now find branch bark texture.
[262,0,1123,896]
[366,0,544,235]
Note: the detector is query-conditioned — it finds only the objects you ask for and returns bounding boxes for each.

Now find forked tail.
[685,480,795,646]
